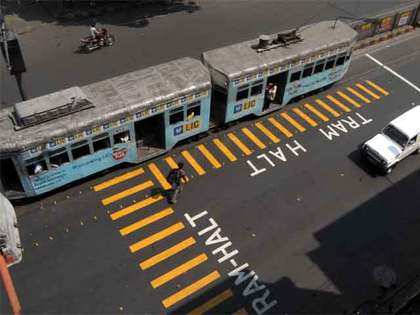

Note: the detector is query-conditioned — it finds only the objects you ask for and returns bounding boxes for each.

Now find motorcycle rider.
[89,23,101,43]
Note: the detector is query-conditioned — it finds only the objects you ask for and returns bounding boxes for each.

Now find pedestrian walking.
[166,162,188,204]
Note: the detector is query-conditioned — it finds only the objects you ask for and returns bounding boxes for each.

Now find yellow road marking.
[130,222,185,253]
[336,91,361,108]
[181,150,206,175]
[365,80,390,96]
[315,99,340,117]
[187,289,234,315]
[268,117,293,138]
[101,180,154,206]
[151,254,208,288]
[347,87,371,103]
[255,122,280,143]
[280,112,306,132]
[140,237,196,270]
[304,103,329,122]
[119,208,174,236]
[292,108,317,127]
[213,138,237,162]
[326,95,351,112]
[241,127,266,149]
[165,156,189,183]
[110,195,164,221]
[148,163,171,190]
[93,168,144,192]
[165,156,179,169]
[197,144,222,169]
[162,271,221,308]
[227,133,252,156]
[356,83,381,99]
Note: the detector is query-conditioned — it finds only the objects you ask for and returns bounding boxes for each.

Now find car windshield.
[383,124,408,148]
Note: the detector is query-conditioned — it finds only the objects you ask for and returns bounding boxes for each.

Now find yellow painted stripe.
[181,150,206,175]
[213,138,237,162]
[292,108,317,127]
[241,127,266,149]
[187,289,234,315]
[148,163,171,190]
[93,168,144,192]
[280,112,306,132]
[165,156,179,169]
[130,222,184,253]
[140,237,196,270]
[101,180,153,206]
[336,91,361,108]
[356,83,380,100]
[268,117,293,138]
[227,133,252,156]
[197,144,222,169]
[162,271,221,309]
[119,207,174,236]
[347,87,371,103]
[326,95,351,112]
[304,103,329,122]
[255,122,280,143]
[110,195,164,221]
[165,156,189,182]
[315,99,340,117]
[365,80,390,96]
[151,254,208,288]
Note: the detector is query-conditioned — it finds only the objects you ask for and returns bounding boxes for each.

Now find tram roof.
[0,57,211,153]
[202,20,357,85]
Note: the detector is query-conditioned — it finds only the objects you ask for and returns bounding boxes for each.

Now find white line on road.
[365,53,420,93]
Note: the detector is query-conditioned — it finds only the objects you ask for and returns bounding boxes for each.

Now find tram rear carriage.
[202,20,358,124]
[0,58,211,198]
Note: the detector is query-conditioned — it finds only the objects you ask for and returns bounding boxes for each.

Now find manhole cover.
[373,265,397,288]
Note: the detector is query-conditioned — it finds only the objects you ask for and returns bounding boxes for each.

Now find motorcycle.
[78,28,115,53]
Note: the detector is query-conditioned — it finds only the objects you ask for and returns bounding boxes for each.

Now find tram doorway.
[134,113,165,159]
[263,71,288,111]
[0,158,24,193]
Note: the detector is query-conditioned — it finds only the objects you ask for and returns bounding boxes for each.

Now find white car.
[361,106,420,174]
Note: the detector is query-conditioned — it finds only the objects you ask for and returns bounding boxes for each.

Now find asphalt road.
[0,0,416,107]
[1,28,420,313]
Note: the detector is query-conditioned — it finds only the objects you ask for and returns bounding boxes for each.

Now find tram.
[0,20,357,198]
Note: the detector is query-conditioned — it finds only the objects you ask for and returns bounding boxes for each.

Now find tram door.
[266,71,288,105]
[0,158,24,193]
[134,113,165,158]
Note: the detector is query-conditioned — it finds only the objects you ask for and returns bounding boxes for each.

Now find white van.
[361,106,420,174]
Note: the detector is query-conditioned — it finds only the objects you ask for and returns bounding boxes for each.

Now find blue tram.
[0,20,357,198]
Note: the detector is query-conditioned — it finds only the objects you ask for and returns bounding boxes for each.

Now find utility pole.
[0,3,27,101]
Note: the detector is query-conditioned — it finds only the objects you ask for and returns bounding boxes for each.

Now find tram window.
[325,56,336,70]
[71,140,91,160]
[26,158,47,176]
[250,84,263,96]
[169,108,184,125]
[290,71,301,82]
[335,54,346,66]
[314,60,325,74]
[236,88,249,101]
[93,133,111,152]
[114,130,131,144]
[49,148,70,168]
[187,101,201,119]
[302,63,314,78]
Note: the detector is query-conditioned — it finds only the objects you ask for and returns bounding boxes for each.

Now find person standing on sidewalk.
[166,162,188,204]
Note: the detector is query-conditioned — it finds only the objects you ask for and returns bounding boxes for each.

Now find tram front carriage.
[203,20,358,124]
[0,58,211,198]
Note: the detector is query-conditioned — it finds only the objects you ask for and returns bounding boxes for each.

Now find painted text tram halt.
[0,20,358,199]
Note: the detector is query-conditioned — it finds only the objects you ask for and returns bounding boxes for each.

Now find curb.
[354,25,415,50]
